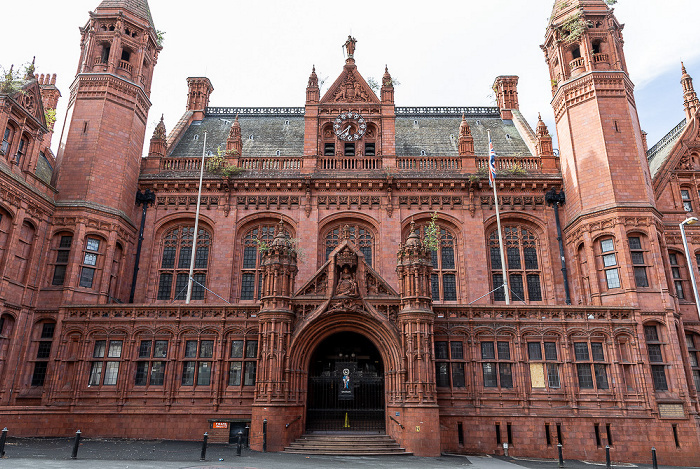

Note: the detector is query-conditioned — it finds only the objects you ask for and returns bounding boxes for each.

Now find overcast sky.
[4,0,700,155]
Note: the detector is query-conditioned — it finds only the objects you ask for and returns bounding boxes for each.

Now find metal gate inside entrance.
[307,332,385,432]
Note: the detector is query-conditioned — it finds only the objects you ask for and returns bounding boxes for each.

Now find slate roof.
[169,108,534,159]
[96,0,155,30]
[647,118,687,178]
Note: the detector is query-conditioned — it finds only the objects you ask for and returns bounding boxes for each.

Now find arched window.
[0,207,11,268]
[0,314,16,380]
[157,225,211,300]
[644,323,668,391]
[668,250,690,301]
[628,235,649,288]
[598,237,620,290]
[30,320,56,387]
[12,221,35,283]
[50,232,73,286]
[15,135,28,165]
[240,223,284,301]
[324,223,373,267]
[1,125,14,155]
[489,226,542,302]
[685,333,700,394]
[431,228,457,301]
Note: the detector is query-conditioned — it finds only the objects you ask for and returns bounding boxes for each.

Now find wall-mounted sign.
[212,422,228,429]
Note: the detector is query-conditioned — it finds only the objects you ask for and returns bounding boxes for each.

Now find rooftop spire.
[96,0,156,30]
[681,62,699,120]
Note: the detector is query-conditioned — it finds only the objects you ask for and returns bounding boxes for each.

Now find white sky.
[4,0,700,155]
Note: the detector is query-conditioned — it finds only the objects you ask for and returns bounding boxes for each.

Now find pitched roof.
[647,118,687,178]
[96,0,155,30]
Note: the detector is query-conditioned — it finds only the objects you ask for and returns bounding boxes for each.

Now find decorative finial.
[342,224,351,240]
[235,113,239,122]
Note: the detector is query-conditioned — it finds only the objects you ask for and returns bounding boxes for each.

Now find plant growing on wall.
[44,108,57,129]
[423,212,440,252]
[0,65,26,94]
[209,147,243,177]
[156,30,166,47]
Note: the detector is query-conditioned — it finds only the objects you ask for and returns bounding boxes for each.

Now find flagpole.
[488,130,510,305]
[186,131,207,304]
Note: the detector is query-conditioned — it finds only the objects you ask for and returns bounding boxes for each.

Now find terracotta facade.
[1,0,700,465]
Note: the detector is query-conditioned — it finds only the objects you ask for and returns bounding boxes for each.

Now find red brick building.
[1,0,700,464]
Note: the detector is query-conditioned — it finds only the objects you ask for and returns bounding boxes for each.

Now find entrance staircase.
[284,433,412,456]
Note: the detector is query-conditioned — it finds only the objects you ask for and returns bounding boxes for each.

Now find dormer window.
[420,150,426,156]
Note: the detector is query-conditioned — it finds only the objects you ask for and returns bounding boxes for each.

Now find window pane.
[174,273,188,300]
[103,362,119,385]
[544,342,558,361]
[628,237,642,250]
[192,273,206,300]
[244,361,257,386]
[499,363,513,388]
[605,269,620,289]
[138,340,152,358]
[195,246,209,269]
[229,361,242,386]
[602,253,617,267]
[31,362,48,386]
[83,252,97,266]
[523,246,538,270]
[52,265,67,285]
[634,267,648,287]
[431,250,438,269]
[135,362,148,385]
[36,341,52,359]
[161,246,176,269]
[241,273,256,300]
[594,364,609,389]
[107,341,122,358]
[436,362,450,387]
[431,273,439,300]
[443,274,456,301]
[675,280,685,299]
[79,267,95,288]
[497,341,511,360]
[647,344,663,363]
[528,342,542,360]
[686,334,696,350]
[483,363,497,387]
[435,341,449,360]
[59,235,73,248]
[527,274,542,301]
[510,274,524,301]
[547,364,560,388]
[450,341,464,360]
[93,340,106,358]
[669,253,678,265]
[360,245,372,268]
[591,343,605,362]
[56,250,70,263]
[89,362,103,386]
[243,246,257,269]
[197,362,212,386]
[181,362,195,385]
[245,340,258,358]
[199,340,214,358]
[644,325,659,341]
[185,340,198,358]
[41,323,55,338]
[630,252,645,265]
[493,274,505,301]
[490,247,502,270]
[150,362,165,385]
[600,239,614,252]
[231,340,244,358]
[451,363,465,388]
[441,246,455,270]
[154,341,168,358]
[86,238,100,251]
[178,246,192,269]
[507,247,521,270]
[693,371,700,394]
[481,342,495,360]
[574,343,589,361]
[577,364,594,389]
[157,273,173,300]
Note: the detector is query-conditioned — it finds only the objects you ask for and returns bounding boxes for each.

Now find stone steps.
[284,433,412,456]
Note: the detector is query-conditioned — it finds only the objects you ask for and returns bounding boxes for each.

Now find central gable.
[320,63,380,105]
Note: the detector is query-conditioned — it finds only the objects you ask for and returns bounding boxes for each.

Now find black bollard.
[652,447,658,469]
[557,443,564,468]
[0,427,7,458]
[262,419,267,453]
[244,425,250,448]
[71,430,81,459]
[200,432,208,461]
[237,431,243,456]
[605,445,611,468]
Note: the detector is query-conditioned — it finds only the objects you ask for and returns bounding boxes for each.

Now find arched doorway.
[306,331,385,432]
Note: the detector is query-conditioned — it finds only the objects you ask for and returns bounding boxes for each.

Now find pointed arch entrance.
[306,331,385,432]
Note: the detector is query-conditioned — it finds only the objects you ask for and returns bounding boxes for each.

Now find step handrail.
[389,416,404,430]
[286,416,302,428]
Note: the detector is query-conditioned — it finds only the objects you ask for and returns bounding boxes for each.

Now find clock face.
[333,112,367,141]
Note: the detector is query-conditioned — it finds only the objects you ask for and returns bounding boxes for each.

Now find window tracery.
[157,224,211,301]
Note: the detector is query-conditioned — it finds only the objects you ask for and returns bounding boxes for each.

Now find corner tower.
[54,0,161,217]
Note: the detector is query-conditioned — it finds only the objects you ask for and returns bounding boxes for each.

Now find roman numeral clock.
[333,111,367,141]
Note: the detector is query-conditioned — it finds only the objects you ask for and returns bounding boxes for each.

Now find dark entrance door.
[306,332,385,432]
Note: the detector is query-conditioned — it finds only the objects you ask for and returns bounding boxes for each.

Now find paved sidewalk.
[0,438,697,469]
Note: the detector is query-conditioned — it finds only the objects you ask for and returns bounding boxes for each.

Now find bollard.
[237,431,243,456]
[70,430,81,459]
[557,443,564,468]
[200,432,208,461]
[262,419,267,453]
[605,445,611,468]
[0,427,7,458]
[244,425,250,448]
[652,447,658,469]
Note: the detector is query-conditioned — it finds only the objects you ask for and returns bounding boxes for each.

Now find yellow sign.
[415,426,420,432]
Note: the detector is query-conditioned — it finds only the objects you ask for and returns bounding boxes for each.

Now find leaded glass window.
[489,226,542,302]
[157,225,211,300]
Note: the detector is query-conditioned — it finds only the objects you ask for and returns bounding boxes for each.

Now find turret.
[381,65,394,104]
[306,66,319,104]
[396,221,433,313]
[260,221,298,312]
[226,115,242,157]
[493,75,519,120]
[458,114,474,157]
[147,115,167,157]
[186,77,214,120]
[681,62,699,121]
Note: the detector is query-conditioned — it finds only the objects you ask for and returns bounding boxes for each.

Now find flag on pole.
[488,132,497,187]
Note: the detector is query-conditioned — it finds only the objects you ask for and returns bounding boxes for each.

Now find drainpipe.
[545,188,571,305]
[129,189,156,303]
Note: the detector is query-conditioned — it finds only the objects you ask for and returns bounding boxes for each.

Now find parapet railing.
[432,304,636,321]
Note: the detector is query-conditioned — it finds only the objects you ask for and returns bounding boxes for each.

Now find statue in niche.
[336,266,358,297]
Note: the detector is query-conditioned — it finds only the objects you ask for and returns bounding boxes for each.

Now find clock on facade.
[333,112,367,141]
